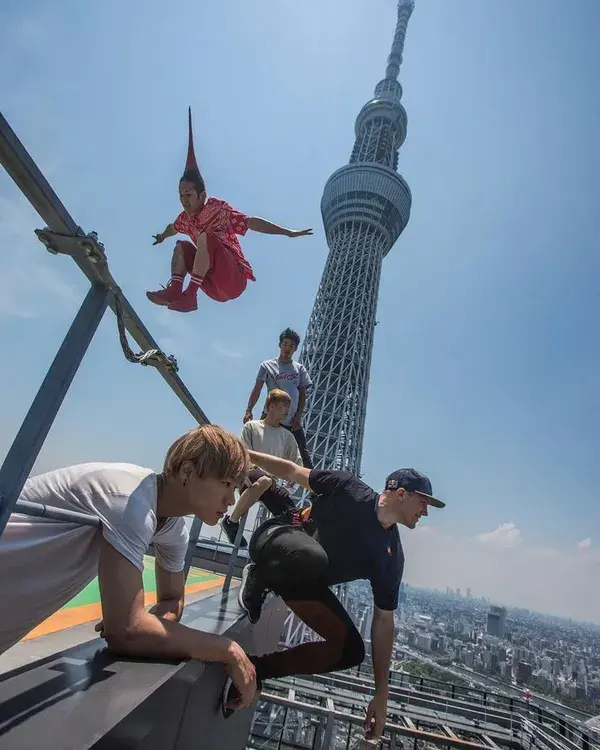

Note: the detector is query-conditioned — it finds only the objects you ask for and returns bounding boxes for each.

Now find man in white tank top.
[0,425,258,713]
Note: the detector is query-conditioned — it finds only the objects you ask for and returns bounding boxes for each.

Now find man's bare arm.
[97,539,256,707]
[365,607,395,739]
[153,224,177,245]
[248,450,311,489]
[247,217,312,238]
[371,608,395,695]
[244,379,264,422]
[99,540,231,659]
[148,562,185,623]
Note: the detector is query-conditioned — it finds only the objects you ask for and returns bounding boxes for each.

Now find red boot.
[146,281,183,307]
[168,291,198,313]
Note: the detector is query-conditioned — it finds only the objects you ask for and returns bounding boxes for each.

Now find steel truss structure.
[249,666,600,750]
[298,0,414,479]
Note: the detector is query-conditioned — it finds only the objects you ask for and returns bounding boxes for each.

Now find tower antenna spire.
[293,2,415,484]
[385,0,415,80]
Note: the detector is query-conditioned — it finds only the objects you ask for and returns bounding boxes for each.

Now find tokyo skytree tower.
[300,0,414,476]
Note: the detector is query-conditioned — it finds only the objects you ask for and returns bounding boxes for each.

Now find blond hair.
[163,424,248,486]
[265,388,292,410]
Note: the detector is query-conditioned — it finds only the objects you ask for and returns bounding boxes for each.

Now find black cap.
[384,468,445,508]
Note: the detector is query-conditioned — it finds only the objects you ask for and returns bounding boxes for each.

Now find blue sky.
[1,0,599,621]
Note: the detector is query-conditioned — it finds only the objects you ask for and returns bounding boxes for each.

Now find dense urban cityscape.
[349,581,600,720]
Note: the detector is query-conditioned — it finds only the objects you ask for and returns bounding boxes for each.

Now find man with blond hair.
[221,389,303,548]
[0,425,258,712]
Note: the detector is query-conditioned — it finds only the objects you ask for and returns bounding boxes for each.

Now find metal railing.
[0,109,250,585]
[379,668,598,750]
[251,667,600,750]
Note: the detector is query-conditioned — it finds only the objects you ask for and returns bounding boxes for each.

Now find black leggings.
[249,520,365,682]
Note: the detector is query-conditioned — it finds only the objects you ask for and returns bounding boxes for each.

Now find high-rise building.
[297,0,414,476]
[517,661,534,685]
[398,581,407,606]
[487,605,507,638]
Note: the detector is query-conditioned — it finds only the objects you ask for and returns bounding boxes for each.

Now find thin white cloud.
[0,193,79,318]
[400,525,600,623]
[149,307,212,373]
[577,538,592,551]
[527,546,561,560]
[477,521,522,549]
[14,16,47,43]
[0,256,78,319]
[151,307,195,354]
[211,342,244,360]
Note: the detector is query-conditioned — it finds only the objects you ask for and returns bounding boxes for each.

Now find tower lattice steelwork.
[300,0,414,476]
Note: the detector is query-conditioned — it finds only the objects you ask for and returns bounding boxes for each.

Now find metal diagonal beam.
[0,283,108,535]
[0,111,209,427]
[0,113,79,234]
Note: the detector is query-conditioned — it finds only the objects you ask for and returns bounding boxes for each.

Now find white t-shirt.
[256,358,312,427]
[0,463,189,656]
[240,420,302,465]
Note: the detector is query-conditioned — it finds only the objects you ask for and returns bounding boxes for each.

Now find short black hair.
[180,170,205,196]
[279,328,300,348]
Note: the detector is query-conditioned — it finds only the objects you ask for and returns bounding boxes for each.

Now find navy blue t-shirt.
[308,469,404,611]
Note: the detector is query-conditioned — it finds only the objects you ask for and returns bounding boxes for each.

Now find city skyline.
[422,585,600,630]
[390,584,600,716]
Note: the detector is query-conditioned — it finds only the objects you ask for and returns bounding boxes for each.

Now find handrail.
[13,500,101,528]
[256,691,500,750]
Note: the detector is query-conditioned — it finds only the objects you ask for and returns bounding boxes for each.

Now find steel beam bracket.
[35,227,107,265]
[137,348,179,372]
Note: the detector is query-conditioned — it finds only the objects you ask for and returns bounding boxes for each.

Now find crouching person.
[0,424,257,712]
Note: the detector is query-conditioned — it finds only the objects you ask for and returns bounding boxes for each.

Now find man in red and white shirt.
[147,109,312,313]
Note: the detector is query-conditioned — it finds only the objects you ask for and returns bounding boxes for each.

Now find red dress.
[173,197,255,302]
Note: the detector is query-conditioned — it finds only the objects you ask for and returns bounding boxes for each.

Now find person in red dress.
[147,109,313,313]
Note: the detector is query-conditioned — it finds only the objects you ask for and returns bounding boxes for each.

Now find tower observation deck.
[300,0,414,475]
